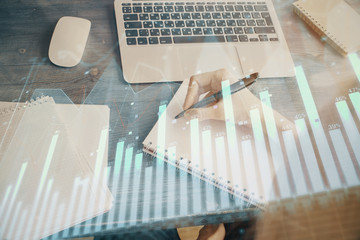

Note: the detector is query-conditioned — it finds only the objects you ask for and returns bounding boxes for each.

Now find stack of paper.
[0,97,113,239]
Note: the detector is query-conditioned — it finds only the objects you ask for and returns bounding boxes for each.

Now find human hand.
[197,224,225,240]
[183,68,258,123]
[183,68,293,129]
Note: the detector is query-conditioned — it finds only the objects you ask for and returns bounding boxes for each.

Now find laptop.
[114,0,295,83]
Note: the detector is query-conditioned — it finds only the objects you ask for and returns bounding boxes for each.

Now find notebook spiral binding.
[0,104,24,115]
[0,96,53,115]
[293,3,347,56]
[143,141,265,209]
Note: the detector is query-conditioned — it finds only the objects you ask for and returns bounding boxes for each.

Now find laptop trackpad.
[177,45,243,78]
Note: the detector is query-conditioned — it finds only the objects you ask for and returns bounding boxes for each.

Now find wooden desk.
[0,0,359,239]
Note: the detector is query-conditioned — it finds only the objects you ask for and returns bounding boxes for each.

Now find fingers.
[184,104,223,122]
[183,77,201,110]
[183,68,236,110]
[197,224,225,240]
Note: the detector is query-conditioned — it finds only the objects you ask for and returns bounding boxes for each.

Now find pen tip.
[243,72,258,86]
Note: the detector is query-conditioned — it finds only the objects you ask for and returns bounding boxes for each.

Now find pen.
[175,72,258,119]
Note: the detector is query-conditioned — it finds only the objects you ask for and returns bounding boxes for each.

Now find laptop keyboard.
[121,1,278,45]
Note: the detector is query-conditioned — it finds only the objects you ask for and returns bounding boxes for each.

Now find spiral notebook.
[0,98,112,239]
[143,79,277,208]
[293,0,360,56]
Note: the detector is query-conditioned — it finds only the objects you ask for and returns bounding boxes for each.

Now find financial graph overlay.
[1,53,359,239]
[142,63,360,204]
[38,59,257,239]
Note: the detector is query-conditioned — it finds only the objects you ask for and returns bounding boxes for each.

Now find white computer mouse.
[49,16,91,67]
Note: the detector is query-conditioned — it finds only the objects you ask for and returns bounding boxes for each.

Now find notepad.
[0,97,112,239]
[143,79,280,208]
[293,0,360,56]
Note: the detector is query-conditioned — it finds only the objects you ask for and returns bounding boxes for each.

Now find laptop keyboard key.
[161,29,171,35]
[235,5,244,11]
[247,20,256,26]
[125,22,142,29]
[227,20,236,26]
[192,28,202,35]
[238,35,248,42]
[182,28,192,35]
[144,6,153,12]
[222,12,232,19]
[212,12,222,19]
[150,13,160,20]
[215,5,224,11]
[232,12,241,18]
[196,20,206,27]
[252,12,261,18]
[139,14,149,20]
[150,29,160,36]
[126,30,138,37]
[195,5,205,11]
[171,13,181,19]
[154,6,164,12]
[205,5,215,11]
[234,27,243,34]
[225,5,234,11]
[143,21,153,28]
[165,20,175,27]
[256,19,266,26]
[173,35,225,43]
[244,27,254,34]
[138,37,148,44]
[124,14,138,21]
[126,38,137,45]
[165,6,174,12]
[171,28,182,35]
[202,13,212,19]
[254,27,275,33]
[237,20,246,26]
[213,27,223,34]
[259,35,269,41]
[206,20,216,26]
[254,5,268,11]
[192,13,201,19]
[224,27,233,34]
[186,20,195,27]
[123,7,132,13]
[185,5,195,12]
[216,20,226,26]
[203,28,213,34]
[244,5,253,11]
[160,37,172,44]
[175,5,184,12]
[161,13,171,19]
[154,21,164,28]
[139,29,149,36]
[175,20,185,27]
[226,35,238,42]
[242,12,251,19]
[149,37,159,44]
[261,12,273,26]
[133,7,142,13]
[182,13,191,19]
